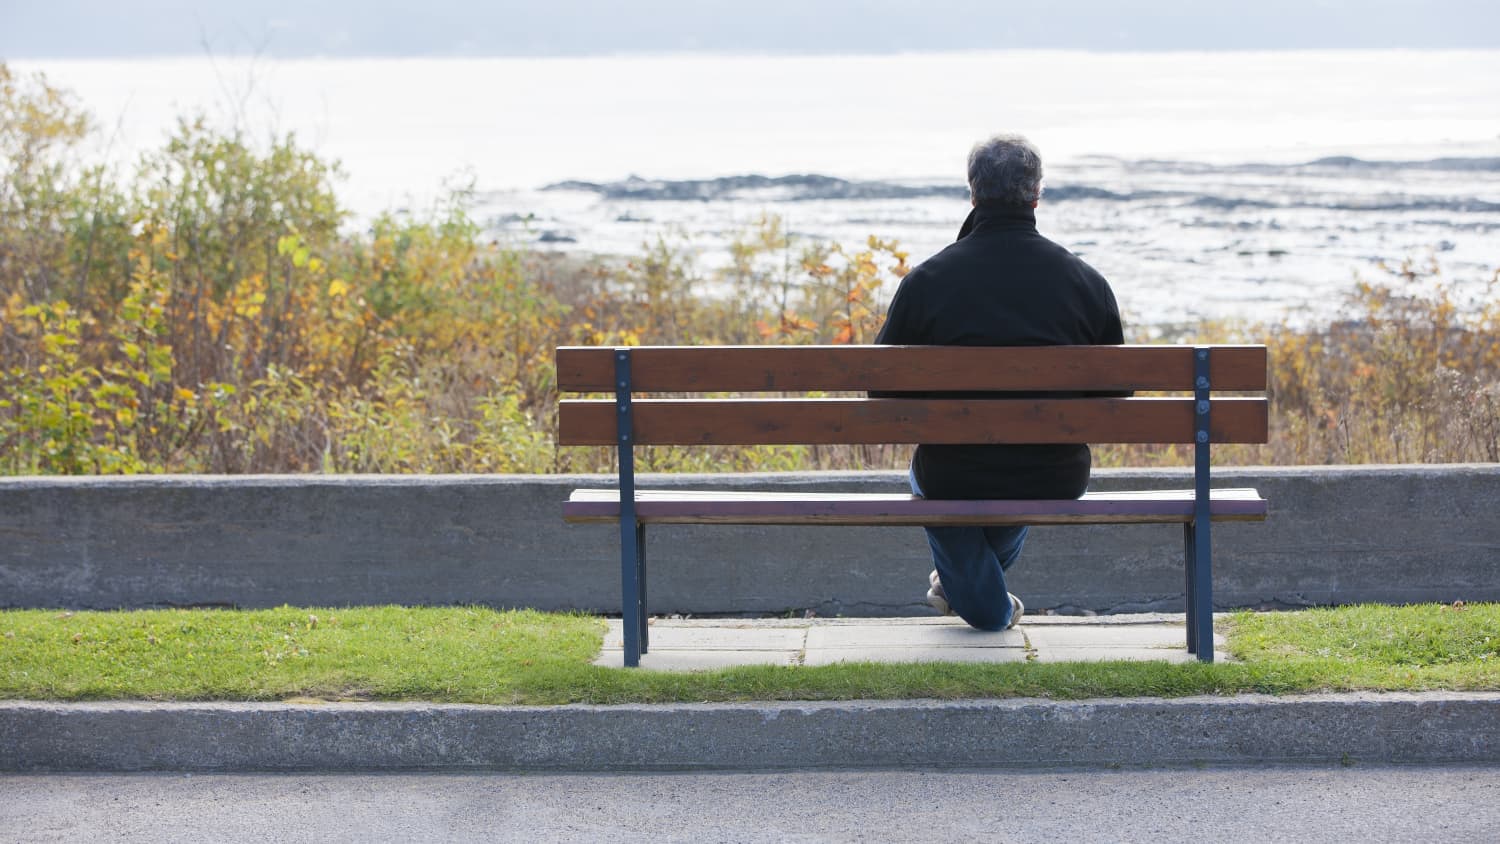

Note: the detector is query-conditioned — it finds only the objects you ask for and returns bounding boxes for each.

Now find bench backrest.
[556,345,1268,447]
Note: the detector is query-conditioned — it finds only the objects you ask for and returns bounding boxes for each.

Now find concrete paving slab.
[1031,647,1223,664]
[652,617,816,628]
[1022,612,1190,625]
[603,624,806,651]
[804,647,1029,666]
[805,622,1025,650]
[594,614,1231,671]
[1025,624,1211,649]
[805,616,959,626]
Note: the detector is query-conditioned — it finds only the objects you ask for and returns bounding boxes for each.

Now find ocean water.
[17,50,1500,325]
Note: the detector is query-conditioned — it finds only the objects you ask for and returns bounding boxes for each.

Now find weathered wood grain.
[558,397,1269,445]
[556,344,1267,393]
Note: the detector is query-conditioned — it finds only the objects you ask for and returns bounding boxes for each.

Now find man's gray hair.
[967,134,1044,206]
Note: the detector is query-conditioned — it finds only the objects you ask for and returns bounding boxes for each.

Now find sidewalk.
[596,613,1224,669]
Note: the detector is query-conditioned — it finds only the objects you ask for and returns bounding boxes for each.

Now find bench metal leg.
[1191,517,1214,663]
[637,522,649,655]
[1183,522,1198,655]
[1184,516,1214,663]
[621,517,642,667]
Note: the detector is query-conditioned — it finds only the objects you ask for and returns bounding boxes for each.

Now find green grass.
[1,604,1496,705]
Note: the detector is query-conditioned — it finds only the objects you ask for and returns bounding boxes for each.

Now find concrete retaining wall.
[2,466,1497,614]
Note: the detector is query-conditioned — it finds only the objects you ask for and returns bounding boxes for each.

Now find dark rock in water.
[1189,195,1278,210]
[540,167,1500,216]
[538,230,577,243]
[1042,185,1142,201]
[542,173,968,202]
[1328,197,1500,213]
[1308,155,1366,168]
[540,172,1196,204]
[1134,155,1500,174]
[1307,155,1500,172]
[490,212,535,225]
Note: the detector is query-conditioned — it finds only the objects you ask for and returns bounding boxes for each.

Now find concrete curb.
[4,693,1498,772]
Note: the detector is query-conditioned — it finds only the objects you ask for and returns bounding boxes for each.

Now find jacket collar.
[957,203,1037,239]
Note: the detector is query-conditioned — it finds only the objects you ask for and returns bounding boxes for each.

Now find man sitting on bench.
[874,133,1127,631]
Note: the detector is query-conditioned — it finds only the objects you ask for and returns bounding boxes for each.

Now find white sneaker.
[927,569,1025,630]
[926,569,954,616]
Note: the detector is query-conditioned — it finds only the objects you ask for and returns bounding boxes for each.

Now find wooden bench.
[557,344,1270,667]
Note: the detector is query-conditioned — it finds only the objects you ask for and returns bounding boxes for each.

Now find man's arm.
[1092,282,1132,398]
[869,274,922,398]
[874,280,915,347]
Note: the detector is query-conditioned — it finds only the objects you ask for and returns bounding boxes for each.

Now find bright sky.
[2,0,1497,57]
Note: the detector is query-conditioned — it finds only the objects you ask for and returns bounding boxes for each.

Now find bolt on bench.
[557,344,1269,667]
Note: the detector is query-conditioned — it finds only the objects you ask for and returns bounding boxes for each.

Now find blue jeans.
[910,468,1028,631]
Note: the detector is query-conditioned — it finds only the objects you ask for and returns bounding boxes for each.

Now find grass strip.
[2,604,1496,705]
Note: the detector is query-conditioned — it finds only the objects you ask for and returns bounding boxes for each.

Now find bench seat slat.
[563,487,1268,526]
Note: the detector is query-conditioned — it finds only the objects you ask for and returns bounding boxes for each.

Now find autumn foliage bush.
[2,64,1496,475]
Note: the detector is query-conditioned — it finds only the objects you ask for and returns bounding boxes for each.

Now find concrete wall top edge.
[1,464,1497,490]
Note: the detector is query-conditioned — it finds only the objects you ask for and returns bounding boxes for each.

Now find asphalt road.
[4,764,1498,842]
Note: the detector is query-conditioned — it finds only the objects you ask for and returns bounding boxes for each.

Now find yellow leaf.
[328,279,350,298]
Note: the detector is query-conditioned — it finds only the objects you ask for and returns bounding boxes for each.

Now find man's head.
[967,134,1043,208]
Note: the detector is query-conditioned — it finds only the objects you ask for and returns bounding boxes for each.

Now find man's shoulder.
[895,242,963,293]
[1025,233,1114,292]
[1028,231,1102,269]
[905,233,992,280]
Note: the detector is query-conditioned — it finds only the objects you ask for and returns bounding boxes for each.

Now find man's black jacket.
[873,202,1125,500]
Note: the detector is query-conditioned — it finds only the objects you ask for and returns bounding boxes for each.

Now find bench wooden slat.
[556,345,1268,393]
[564,487,1269,526]
[558,396,1269,446]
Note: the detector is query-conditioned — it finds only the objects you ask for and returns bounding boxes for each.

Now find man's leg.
[985,525,1029,573]
[911,468,1026,631]
[923,525,1022,631]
